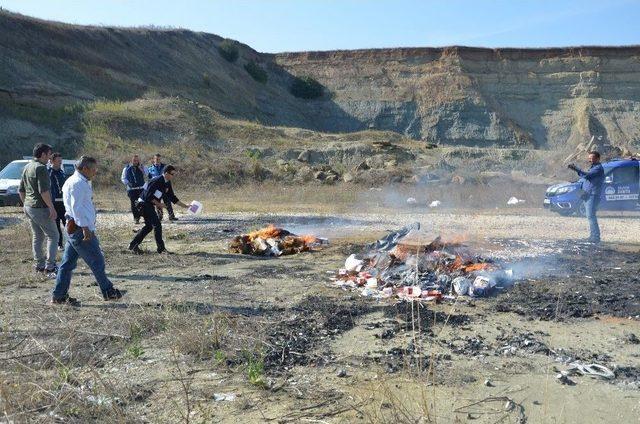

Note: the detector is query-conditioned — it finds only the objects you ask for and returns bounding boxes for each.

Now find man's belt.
[55,198,63,202]
[128,186,144,191]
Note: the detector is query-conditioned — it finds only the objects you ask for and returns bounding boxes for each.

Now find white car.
[0,159,76,207]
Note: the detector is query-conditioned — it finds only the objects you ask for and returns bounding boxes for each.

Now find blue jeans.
[53,229,114,299]
[584,195,601,241]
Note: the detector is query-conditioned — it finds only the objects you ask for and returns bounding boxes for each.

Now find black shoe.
[103,288,123,301]
[169,216,178,222]
[157,248,172,254]
[128,242,144,254]
[51,296,81,306]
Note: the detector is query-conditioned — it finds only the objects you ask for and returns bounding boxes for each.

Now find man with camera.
[568,151,605,243]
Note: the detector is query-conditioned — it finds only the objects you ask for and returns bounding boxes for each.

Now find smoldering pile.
[229,224,328,256]
[331,223,513,301]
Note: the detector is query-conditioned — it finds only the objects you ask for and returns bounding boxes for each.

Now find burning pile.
[229,224,328,256]
[332,223,512,301]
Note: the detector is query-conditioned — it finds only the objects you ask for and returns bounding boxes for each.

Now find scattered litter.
[229,224,328,256]
[556,372,576,385]
[331,223,513,303]
[86,395,118,406]
[213,393,236,402]
[336,368,347,378]
[429,200,441,208]
[507,197,525,205]
[406,197,417,205]
[567,362,615,380]
[345,254,364,272]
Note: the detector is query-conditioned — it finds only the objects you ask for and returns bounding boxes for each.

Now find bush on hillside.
[218,39,239,63]
[290,76,323,99]
[244,60,268,84]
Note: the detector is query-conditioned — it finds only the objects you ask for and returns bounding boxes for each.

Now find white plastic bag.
[188,200,203,215]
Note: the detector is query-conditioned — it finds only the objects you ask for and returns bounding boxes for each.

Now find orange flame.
[300,234,318,244]
[248,224,282,240]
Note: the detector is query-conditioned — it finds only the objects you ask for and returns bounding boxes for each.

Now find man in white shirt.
[52,156,123,305]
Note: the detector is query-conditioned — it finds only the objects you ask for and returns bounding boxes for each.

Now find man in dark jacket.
[569,151,605,243]
[128,165,189,254]
[121,154,146,224]
[147,153,177,221]
[48,153,67,249]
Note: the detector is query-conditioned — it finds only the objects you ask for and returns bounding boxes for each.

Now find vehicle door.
[603,163,640,211]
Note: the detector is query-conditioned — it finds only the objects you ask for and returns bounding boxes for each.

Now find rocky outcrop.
[274,47,640,151]
[2,10,640,156]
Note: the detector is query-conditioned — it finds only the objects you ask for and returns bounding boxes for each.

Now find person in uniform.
[121,154,146,224]
[128,165,189,254]
[568,150,605,243]
[147,153,177,221]
[48,152,68,249]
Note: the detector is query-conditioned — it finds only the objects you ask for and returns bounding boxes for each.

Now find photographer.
[568,151,605,243]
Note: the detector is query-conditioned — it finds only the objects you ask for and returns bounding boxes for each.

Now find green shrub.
[218,39,239,63]
[244,60,268,83]
[290,76,323,99]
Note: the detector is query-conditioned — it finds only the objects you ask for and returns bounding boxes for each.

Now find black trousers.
[127,189,143,220]
[165,198,175,219]
[156,198,175,220]
[54,201,66,247]
[130,203,165,251]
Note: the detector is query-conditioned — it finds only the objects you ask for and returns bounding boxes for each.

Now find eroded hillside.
[1,10,639,167]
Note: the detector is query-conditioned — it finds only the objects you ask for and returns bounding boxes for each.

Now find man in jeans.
[569,150,605,243]
[48,152,68,249]
[19,143,59,276]
[52,156,123,305]
[121,154,146,224]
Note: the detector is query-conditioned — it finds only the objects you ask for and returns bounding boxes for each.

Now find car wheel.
[558,209,573,217]
[575,202,586,217]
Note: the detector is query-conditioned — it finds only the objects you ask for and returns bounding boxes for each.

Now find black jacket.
[140,175,179,204]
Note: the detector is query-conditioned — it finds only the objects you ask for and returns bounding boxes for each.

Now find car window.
[612,165,639,185]
[0,162,26,179]
[63,164,75,176]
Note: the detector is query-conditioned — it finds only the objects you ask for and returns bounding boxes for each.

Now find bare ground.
[1,196,639,423]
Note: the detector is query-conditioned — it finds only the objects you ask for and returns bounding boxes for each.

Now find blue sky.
[1,0,638,52]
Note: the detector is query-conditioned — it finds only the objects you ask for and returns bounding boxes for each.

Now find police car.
[0,159,76,207]
[544,158,640,216]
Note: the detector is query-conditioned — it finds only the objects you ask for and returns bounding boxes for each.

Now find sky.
[1,0,639,52]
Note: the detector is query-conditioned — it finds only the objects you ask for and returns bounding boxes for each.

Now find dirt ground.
[0,194,639,423]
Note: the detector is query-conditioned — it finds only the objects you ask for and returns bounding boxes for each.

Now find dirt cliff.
[274,46,640,150]
[1,10,640,165]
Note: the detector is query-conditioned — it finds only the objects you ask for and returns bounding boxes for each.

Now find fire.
[300,234,318,244]
[248,224,284,240]
[230,225,327,256]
